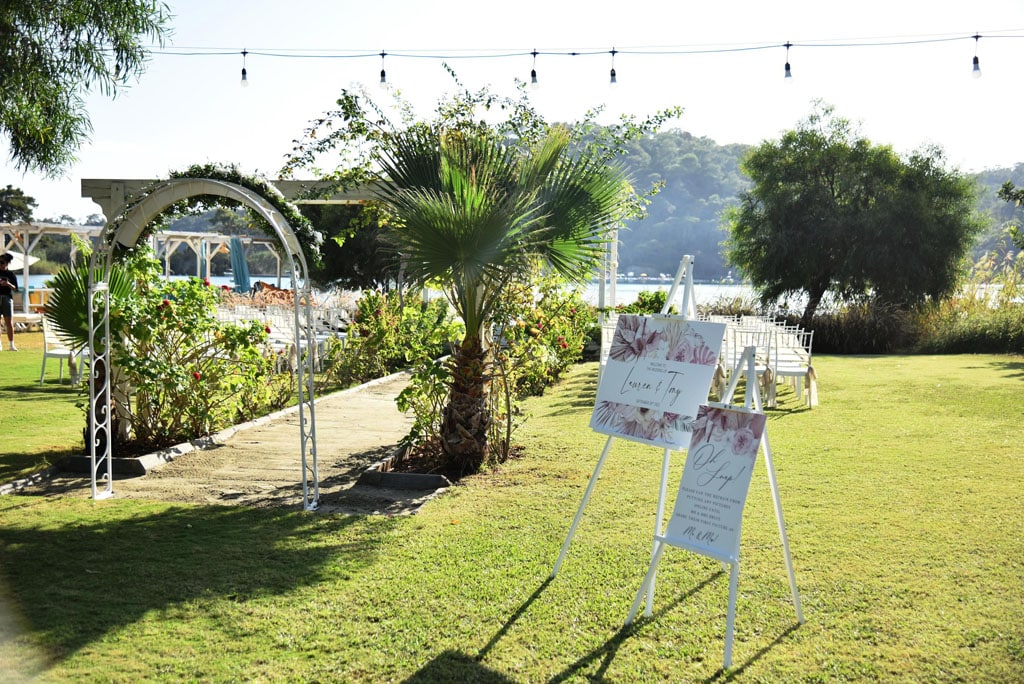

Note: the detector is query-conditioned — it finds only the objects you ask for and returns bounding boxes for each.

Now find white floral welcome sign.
[590,315,726,449]
[663,405,766,562]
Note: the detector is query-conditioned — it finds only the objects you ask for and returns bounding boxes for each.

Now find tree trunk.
[439,333,491,477]
[801,287,826,329]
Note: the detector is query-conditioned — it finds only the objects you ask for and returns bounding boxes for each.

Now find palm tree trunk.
[440,333,491,476]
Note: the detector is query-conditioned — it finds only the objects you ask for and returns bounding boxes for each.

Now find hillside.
[616,133,1024,282]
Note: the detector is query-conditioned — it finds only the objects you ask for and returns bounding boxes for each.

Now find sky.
[3,0,1024,220]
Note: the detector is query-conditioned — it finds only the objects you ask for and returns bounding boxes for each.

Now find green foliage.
[395,358,450,454]
[0,0,170,175]
[46,245,284,451]
[615,131,751,279]
[809,302,919,354]
[396,271,596,465]
[913,241,1024,354]
[492,271,596,397]
[298,202,402,289]
[613,288,676,315]
[997,179,1024,249]
[286,75,681,475]
[112,273,279,448]
[0,184,36,222]
[726,101,984,325]
[318,291,461,391]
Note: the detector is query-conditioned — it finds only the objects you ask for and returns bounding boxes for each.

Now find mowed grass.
[1,355,1022,682]
[0,330,88,481]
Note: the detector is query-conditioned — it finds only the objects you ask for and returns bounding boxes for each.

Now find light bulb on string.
[972,34,982,78]
[530,49,539,89]
[609,47,618,86]
[379,51,387,87]
[784,41,792,81]
[240,48,248,87]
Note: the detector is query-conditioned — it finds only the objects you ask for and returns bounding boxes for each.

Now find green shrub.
[318,291,462,390]
[114,276,278,448]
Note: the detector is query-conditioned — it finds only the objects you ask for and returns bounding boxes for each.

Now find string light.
[240,48,248,87]
[148,31,1024,88]
[379,51,387,87]
[972,34,982,78]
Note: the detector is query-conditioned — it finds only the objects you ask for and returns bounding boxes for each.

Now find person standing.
[0,253,18,351]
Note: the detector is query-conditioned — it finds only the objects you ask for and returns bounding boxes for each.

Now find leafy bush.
[614,288,675,315]
[113,275,279,448]
[913,243,1024,354]
[494,273,596,397]
[396,271,597,467]
[807,302,919,354]
[318,290,462,390]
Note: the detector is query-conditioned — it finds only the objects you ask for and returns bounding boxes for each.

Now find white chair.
[39,318,84,384]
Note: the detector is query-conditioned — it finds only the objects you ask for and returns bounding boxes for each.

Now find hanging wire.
[972,34,982,78]
[139,29,1024,86]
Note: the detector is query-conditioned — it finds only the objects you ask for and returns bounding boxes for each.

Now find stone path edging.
[1,369,412,496]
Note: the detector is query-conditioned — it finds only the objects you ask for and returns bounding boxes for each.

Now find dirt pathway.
[17,372,443,515]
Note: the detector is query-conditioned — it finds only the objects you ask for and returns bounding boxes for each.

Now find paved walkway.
[15,372,443,515]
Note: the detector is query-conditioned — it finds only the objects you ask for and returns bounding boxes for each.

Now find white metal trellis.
[87,178,320,510]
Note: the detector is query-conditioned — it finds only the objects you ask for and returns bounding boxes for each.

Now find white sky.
[3,0,1023,219]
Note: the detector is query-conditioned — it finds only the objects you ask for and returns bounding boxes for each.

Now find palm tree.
[375,125,630,476]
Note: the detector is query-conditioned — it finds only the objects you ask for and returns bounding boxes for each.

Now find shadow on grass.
[989,358,1024,380]
[0,448,76,484]
[0,501,396,670]
[0,382,85,400]
[547,571,724,683]
[476,577,553,661]
[403,650,517,683]
[701,623,803,683]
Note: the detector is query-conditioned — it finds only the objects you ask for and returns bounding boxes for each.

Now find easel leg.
[760,433,805,623]
[551,436,615,578]
[644,447,673,615]
[724,561,739,669]
[626,540,666,625]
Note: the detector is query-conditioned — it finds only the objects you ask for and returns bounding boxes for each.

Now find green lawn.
[0,330,88,481]
[1,355,1023,682]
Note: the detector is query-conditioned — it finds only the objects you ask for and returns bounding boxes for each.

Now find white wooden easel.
[552,256,701,620]
[624,346,804,669]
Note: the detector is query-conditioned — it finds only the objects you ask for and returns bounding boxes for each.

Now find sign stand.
[552,256,716,592]
[624,346,804,669]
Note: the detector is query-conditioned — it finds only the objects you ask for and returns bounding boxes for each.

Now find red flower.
[265,325,271,334]
[203,277,211,287]
[192,371,201,380]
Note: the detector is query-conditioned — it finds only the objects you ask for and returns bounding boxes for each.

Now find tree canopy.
[0,0,170,175]
[725,103,983,324]
[997,180,1024,249]
[0,184,36,222]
